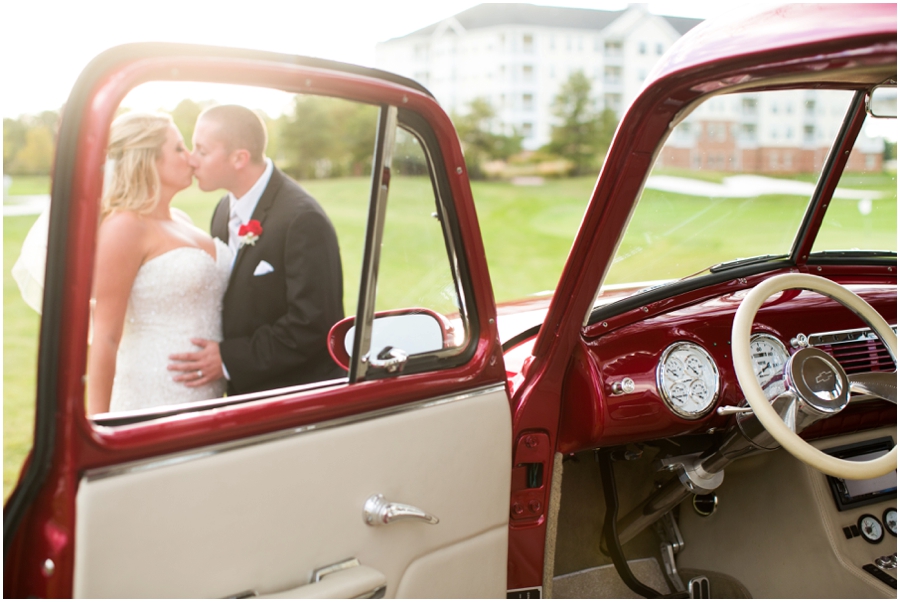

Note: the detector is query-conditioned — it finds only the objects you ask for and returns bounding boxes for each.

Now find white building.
[659,90,885,174]
[375,3,701,149]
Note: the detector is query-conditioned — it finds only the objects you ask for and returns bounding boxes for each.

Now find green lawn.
[3,172,896,500]
[5,175,50,196]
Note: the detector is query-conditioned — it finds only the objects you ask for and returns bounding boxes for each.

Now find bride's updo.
[101,112,173,216]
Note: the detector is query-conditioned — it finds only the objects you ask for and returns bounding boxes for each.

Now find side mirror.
[327,308,454,371]
[867,84,897,118]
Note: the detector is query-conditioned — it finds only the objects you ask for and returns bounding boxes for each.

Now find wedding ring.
[197,370,203,378]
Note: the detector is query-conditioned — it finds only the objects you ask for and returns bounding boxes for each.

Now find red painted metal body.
[504,4,897,590]
[4,4,898,598]
[4,54,507,598]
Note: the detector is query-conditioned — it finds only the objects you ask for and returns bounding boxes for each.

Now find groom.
[169,105,345,394]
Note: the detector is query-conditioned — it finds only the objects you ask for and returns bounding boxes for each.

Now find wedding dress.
[109,238,233,412]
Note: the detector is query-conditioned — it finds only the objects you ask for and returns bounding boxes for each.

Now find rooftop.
[387,3,703,41]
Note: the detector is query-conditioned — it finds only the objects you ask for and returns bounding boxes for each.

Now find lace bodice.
[109,238,232,412]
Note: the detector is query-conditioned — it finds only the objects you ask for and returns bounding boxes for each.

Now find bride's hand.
[168,339,224,387]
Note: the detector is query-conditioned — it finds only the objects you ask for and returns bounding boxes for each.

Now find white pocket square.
[253,260,274,276]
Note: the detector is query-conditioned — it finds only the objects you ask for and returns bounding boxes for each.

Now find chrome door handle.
[363,494,439,526]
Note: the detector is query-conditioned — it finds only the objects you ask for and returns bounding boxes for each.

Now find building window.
[656,43,664,55]
[523,34,534,53]
[605,40,623,56]
[523,65,534,82]
[604,66,622,85]
[639,41,647,54]
[522,122,534,137]
[523,93,534,111]
[741,123,757,141]
[804,125,815,143]
[805,99,816,115]
[604,93,622,112]
[741,98,757,114]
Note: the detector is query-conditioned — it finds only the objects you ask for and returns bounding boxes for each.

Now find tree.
[278,95,378,179]
[169,99,210,146]
[546,71,604,176]
[452,97,522,179]
[4,111,60,176]
[11,126,54,175]
[4,118,28,173]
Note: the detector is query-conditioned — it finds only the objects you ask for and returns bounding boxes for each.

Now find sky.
[2,0,745,119]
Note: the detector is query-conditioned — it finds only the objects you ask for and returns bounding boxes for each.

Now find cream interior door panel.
[73,385,512,598]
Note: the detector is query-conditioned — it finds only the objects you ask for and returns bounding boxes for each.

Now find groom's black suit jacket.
[211,167,345,395]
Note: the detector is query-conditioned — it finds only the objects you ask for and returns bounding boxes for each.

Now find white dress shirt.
[228,158,274,255]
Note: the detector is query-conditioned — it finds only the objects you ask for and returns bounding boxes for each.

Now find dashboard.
[557,283,897,453]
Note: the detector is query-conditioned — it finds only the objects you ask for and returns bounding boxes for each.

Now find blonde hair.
[101,112,173,217]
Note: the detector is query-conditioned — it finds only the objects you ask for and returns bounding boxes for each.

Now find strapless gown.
[109,238,232,412]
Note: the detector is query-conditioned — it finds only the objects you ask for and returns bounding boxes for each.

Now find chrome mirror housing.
[867,82,897,118]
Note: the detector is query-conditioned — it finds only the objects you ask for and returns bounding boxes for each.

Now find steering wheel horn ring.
[784,347,851,415]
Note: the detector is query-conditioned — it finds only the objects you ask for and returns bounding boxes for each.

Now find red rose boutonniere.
[238,220,263,247]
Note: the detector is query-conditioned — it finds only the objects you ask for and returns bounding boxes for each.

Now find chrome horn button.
[784,347,850,415]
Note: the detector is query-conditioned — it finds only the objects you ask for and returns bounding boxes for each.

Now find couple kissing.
[86,105,344,415]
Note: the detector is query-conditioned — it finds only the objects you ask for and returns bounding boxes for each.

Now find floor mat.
[553,558,671,598]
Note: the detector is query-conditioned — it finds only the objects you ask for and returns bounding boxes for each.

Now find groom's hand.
[168,339,224,387]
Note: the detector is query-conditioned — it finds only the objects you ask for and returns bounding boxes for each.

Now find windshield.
[813,112,897,254]
[604,89,896,294]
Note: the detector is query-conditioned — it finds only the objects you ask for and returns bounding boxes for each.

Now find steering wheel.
[732,273,897,480]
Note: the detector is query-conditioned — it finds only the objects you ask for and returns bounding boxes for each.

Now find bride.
[87,112,232,415]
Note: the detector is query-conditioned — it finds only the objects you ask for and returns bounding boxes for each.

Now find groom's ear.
[230,148,252,170]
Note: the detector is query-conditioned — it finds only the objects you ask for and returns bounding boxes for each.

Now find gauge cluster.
[656,342,719,419]
[654,334,792,420]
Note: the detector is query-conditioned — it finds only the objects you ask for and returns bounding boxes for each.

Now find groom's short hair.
[199,105,267,164]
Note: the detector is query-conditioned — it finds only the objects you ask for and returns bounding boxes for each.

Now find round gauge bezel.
[656,342,720,420]
[858,513,885,544]
[883,507,897,537]
[749,333,789,380]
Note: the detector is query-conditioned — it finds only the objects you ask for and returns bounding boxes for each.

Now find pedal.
[687,576,710,598]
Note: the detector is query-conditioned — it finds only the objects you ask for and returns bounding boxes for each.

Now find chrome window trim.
[83,382,507,482]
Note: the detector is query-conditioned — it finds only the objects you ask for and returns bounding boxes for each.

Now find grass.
[3,171,896,500]
[5,175,50,196]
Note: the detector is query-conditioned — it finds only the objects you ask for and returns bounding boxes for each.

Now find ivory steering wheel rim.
[732,273,897,480]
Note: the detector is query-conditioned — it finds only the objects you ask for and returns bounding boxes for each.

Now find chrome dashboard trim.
[83,382,507,482]
[807,324,897,348]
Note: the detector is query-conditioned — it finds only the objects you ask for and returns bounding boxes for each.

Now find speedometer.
[749,334,789,399]
[657,342,719,419]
